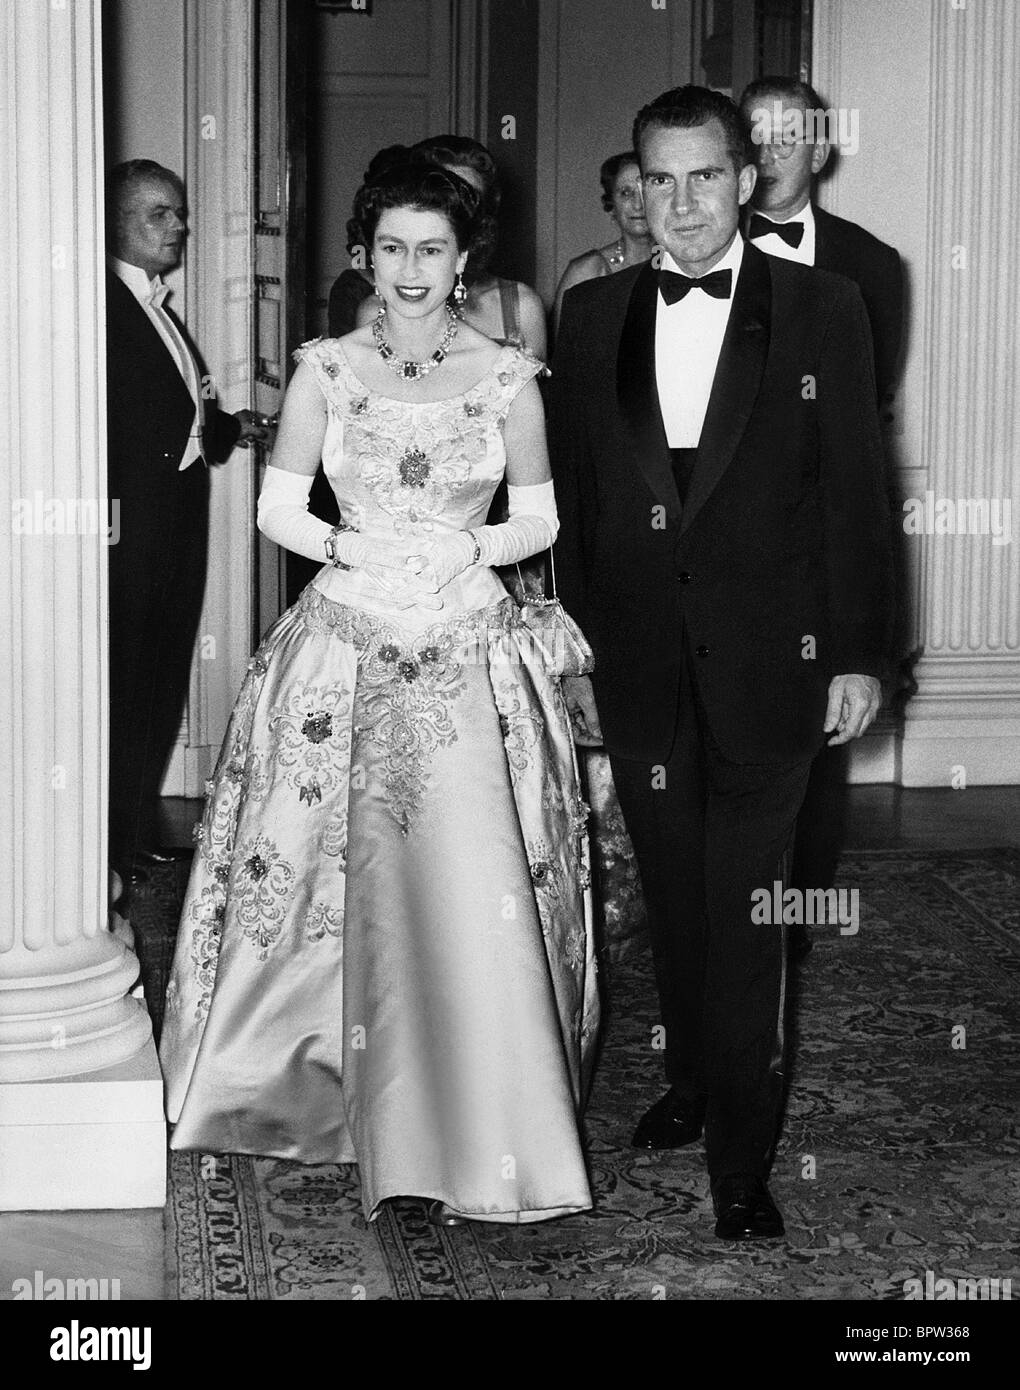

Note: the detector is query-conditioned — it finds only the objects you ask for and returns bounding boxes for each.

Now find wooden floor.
[157,784,1020,852]
[2,784,1017,1302]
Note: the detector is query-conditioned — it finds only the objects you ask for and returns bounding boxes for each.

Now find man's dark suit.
[750,205,903,407]
[812,205,903,408]
[106,269,240,882]
[550,243,892,1177]
[774,206,903,898]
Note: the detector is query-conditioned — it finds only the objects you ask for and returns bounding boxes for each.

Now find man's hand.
[235,409,275,449]
[824,674,882,745]
[563,675,603,747]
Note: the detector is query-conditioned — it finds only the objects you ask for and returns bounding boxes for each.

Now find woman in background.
[413,135,547,356]
[553,151,653,331]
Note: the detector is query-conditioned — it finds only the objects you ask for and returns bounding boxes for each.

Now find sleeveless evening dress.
[159,340,600,1224]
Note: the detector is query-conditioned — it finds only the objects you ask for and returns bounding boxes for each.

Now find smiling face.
[640,119,756,275]
[372,206,469,318]
[112,175,187,279]
[610,161,648,238]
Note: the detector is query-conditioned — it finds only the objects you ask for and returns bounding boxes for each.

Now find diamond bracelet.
[324,520,357,570]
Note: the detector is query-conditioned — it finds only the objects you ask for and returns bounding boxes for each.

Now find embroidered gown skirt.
[159,584,599,1223]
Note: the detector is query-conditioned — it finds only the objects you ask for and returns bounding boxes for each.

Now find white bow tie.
[146,283,170,309]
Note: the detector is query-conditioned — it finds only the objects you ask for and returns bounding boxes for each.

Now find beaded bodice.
[296,338,541,540]
[293,338,543,627]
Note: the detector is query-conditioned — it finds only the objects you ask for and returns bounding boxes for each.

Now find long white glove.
[257,465,333,561]
[256,466,439,609]
[256,466,404,567]
[411,480,559,593]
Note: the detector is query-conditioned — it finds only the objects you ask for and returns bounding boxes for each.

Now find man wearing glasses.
[739,77,903,408]
[739,79,904,962]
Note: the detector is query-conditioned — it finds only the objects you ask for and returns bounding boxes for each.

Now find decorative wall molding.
[162,0,257,797]
[455,0,488,143]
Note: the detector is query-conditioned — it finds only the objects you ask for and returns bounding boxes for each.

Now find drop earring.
[453,272,468,308]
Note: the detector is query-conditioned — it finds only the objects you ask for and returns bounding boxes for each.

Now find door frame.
[161,0,259,799]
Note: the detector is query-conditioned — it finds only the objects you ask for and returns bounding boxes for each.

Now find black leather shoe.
[711,1175,785,1241]
[631,1088,706,1149]
[426,1200,468,1227]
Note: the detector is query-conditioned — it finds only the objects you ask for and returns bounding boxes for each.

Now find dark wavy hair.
[599,151,640,211]
[345,148,482,271]
[632,85,754,175]
[413,135,501,281]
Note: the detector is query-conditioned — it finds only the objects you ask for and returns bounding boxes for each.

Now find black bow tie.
[658,267,732,305]
[748,213,804,248]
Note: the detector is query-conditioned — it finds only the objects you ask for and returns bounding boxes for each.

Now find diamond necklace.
[373,305,459,382]
[604,237,625,268]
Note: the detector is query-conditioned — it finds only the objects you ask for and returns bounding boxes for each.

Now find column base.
[0,1045,166,1210]
[0,930,154,1083]
[844,715,1020,787]
[898,658,1020,787]
[899,718,1020,787]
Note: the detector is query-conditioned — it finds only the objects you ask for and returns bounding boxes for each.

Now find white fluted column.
[0,0,164,1207]
[814,0,1020,785]
[899,0,1020,784]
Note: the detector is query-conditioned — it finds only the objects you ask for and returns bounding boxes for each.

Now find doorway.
[279,0,489,606]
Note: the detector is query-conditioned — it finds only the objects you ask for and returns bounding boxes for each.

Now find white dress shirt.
[654,234,744,448]
[746,200,815,266]
[108,255,205,469]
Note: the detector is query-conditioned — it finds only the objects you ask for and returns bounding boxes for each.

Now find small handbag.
[514,548,595,678]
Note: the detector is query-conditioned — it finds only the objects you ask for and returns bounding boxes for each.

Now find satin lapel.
[679,243,771,536]
[615,262,682,518]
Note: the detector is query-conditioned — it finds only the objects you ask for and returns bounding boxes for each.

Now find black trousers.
[609,650,813,1180]
[791,741,851,893]
[108,462,209,883]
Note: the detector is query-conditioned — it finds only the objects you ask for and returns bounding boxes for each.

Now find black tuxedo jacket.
[106,268,240,504]
[550,243,893,767]
[811,206,903,405]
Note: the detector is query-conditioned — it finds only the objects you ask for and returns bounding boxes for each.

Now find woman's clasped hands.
[331,525,479,611]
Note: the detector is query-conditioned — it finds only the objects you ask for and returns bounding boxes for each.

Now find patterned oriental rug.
[131,848,1019,1300]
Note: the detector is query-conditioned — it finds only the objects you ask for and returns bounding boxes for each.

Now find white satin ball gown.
[159,339,600,1224]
